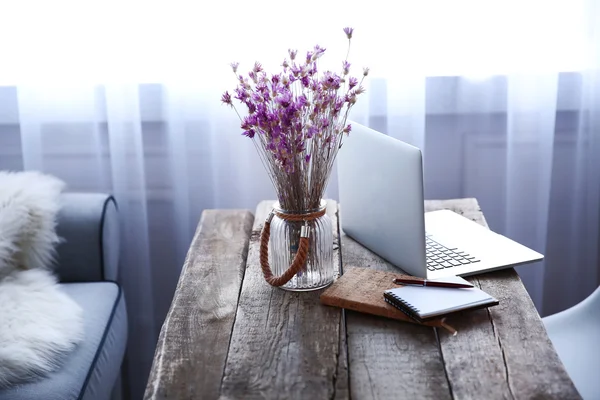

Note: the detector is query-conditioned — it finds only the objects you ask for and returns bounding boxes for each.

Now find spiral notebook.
[384,276,499,323]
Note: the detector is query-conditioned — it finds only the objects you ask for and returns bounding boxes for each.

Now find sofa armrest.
[54,193,120,282]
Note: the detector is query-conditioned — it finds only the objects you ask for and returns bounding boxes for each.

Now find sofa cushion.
[0,282,127,400]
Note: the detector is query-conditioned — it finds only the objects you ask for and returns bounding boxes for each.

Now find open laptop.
[336,122,543,279]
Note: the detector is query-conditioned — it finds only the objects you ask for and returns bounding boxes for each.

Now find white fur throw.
[0,171,65,279]
[0,171,84,388]
[0,269,84,387]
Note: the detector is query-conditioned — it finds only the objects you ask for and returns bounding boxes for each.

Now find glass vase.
[269,200,334,291]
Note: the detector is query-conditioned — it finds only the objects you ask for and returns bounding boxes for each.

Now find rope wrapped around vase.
[260,207,327,287]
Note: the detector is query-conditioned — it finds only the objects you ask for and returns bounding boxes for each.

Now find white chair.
[543,286,600,400]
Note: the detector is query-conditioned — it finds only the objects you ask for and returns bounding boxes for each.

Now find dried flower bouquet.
[222,27,367,212]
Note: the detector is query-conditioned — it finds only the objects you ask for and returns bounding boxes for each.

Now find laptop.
[336,122,544,279]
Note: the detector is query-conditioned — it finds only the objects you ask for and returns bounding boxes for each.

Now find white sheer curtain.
[1,1,599,398]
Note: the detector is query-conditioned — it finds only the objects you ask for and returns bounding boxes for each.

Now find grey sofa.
[0,193,128,400]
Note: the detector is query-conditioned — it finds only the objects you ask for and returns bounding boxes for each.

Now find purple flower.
[265,110,277,123]
[253,62,263,73]
[348,76,358,89]
[230,62,239,73]
[234,87,248,101]
[245,101,256,114]
[322,72,341,90]
[307,125,318,138]
[306,51,313,64]
[343,124,352,134]
[301,75,310,87]
[342,60,350,75]
[261,90,271,102]
[242,129,255,138]
[345,93,356,104]
[343,27,354,39]
[305,154,311,163]
[296,95,308,109]
[288,49,297,60]
[313,45,326,60]
[271,125,282,138]
[256,81,268,93]
[241,115,257,130]
[333,97,344,114]
[282,59,289,69]
[251,92,262,103]
[221,91,232,106]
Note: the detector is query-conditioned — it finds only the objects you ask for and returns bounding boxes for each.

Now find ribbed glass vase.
[269,200,334,291]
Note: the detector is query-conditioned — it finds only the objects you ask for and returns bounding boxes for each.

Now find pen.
[393,278,474,289]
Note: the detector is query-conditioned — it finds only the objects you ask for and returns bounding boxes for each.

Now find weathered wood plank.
[220,200,347,400]
[426,198,581,399]
[333,207,350,400]
[334,312,350,400]
[341,212,452,400]
[144,210,254,400]
[477,269,581,399]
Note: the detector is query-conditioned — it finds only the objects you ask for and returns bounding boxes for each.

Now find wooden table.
[144,199,581,400]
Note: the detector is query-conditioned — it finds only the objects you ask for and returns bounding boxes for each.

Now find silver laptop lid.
[337,122,427,277]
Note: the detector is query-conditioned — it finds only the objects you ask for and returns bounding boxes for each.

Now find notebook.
[384,275,499,323]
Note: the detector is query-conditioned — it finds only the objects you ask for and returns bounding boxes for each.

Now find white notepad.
[383,276,499,322]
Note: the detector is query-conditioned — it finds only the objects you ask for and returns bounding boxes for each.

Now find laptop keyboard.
[426,235,480,271]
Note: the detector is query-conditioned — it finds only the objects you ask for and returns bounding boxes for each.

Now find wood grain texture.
[341,207,452,400]
[220,200,347,400]
[334,311,349,400]
[144,210,254,400]
[430,198,581,399]
[333,207,350,400]
[146,197,580,400]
